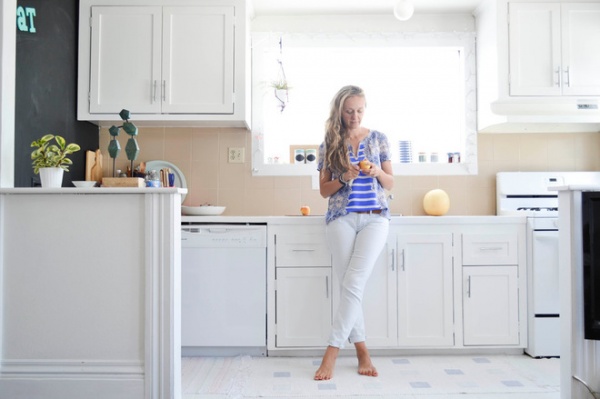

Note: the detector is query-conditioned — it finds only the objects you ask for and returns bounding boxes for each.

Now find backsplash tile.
[99,127,600,216]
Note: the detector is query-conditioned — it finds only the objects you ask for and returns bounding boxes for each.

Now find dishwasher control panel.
[181,225,267,248]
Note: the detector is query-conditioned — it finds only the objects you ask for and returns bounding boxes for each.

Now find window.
[251,32,477,176]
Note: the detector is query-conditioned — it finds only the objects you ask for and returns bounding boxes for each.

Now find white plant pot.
[39,167,64,188]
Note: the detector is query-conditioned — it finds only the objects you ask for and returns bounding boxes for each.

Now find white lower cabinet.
[397,233,455,347]
[268,219,526,353]
[463,266,520,345]
[359,239,398,347]
[275,267,331,347]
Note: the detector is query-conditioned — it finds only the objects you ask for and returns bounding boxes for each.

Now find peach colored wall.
[99,128,600,217]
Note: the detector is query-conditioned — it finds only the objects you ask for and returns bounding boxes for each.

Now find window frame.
[251,30,478,178]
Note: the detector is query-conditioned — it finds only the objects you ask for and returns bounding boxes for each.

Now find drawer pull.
[325,276,329,299]
[292,249,315,252]
[478,246,503,251]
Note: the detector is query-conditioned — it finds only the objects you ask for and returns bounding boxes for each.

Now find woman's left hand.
[360,162,380,178]
[361,160,394,190]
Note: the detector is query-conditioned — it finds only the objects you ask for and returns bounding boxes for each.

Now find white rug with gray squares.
[182,354,559,397]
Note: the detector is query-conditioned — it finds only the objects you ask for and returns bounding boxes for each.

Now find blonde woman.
[315,85,394,380]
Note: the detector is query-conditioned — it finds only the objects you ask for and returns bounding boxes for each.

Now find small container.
[146,170,161,187]
[453,152,461,163]
[294,149,305,164]
[418,152,427,162]
[447,152,454,163]
[430,152,439,163]
[305,149,317,164]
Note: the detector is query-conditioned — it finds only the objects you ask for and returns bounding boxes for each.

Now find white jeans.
[326,212,390,348]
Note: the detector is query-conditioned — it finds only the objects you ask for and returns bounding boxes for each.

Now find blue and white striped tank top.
[347,142,379,213]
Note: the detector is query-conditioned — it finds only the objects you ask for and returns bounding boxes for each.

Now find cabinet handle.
[478,246,503,251]
[555,66,561,87]
[564,66,571,88]
[391,248,395,271]
[400,249,405,271]
[162,80,166,102]
[467,276,471,298]
[325,276,329,299]
[292,249,315,252]
[152,80,157,103]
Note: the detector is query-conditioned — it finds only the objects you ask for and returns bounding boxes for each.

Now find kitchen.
[1,0,600,398]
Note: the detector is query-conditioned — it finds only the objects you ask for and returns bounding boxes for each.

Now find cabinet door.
[275,267,331,347]
[361,238,398,347]
[509,3,561,96]
[397,233,454,347]
[463,266,519,346]
[90,6,162,113]
[561,3,600,95]
[162,7,234,114]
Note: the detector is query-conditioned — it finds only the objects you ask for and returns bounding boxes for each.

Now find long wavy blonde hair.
[324,85,366,175]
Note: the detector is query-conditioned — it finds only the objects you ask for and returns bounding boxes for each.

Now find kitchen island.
[0,188,185,399]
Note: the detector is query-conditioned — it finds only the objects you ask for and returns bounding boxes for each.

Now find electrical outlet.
[228,147,245,163]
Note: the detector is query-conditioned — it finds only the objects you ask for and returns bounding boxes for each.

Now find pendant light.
[394,0,415,21]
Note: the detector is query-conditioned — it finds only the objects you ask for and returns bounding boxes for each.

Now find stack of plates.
[398,140,413,163]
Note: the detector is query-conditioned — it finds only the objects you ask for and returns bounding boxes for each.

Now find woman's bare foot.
[314,346,339,380]
[355,342,378,377]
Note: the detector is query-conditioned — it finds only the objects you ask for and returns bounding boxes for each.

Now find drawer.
[275,228,331,267]
[462,233,518,265]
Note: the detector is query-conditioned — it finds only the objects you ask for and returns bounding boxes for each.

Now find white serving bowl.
[182,206,226,216]
[72,181,97,188]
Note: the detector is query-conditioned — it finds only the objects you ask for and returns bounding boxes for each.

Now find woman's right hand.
[343,165,360,182]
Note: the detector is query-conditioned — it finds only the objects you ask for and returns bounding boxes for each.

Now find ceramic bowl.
[72,180,97,188]
[182,206,226,216]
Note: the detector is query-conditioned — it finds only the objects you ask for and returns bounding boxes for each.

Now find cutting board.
[102,177,145,187]
[86,150,103,183]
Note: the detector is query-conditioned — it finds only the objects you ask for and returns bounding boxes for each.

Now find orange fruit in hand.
[300,206,311,216]
[359,160,371,170]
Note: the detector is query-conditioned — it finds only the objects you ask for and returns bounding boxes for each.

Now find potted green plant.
[31,134,81,188]
[271,81,290,112]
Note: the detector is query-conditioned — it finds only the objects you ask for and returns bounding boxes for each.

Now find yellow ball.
[423,189,450,216]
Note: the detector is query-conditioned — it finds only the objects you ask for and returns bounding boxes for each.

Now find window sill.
[251,162,477,177]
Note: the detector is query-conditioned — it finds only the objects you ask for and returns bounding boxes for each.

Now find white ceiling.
[250,0,482,16]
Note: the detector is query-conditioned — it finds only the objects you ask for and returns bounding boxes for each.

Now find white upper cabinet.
[90,7,162,114]
[162,7,234,113]
[509,2,600,96]
[78,0,249,127]
[475,0,600,132]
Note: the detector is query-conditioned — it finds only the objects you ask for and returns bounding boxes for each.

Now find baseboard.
[0,359,145,399]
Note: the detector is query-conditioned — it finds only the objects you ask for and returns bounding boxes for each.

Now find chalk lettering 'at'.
[17,6,36,33]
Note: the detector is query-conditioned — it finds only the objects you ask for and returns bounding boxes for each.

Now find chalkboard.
[15,0,98,187]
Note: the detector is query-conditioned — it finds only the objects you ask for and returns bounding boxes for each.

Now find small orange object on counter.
[300,206,311,216]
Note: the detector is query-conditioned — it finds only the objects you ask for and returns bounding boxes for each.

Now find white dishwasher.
[181,224,267,356]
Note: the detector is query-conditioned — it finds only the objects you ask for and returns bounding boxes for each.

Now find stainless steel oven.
[497,171,600,358]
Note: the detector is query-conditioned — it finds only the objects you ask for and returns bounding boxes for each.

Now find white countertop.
[0,187,187,195]
[182,215,526,225]
[554,185,600,191]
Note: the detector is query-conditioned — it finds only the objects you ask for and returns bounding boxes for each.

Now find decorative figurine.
[108,109,139,177]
